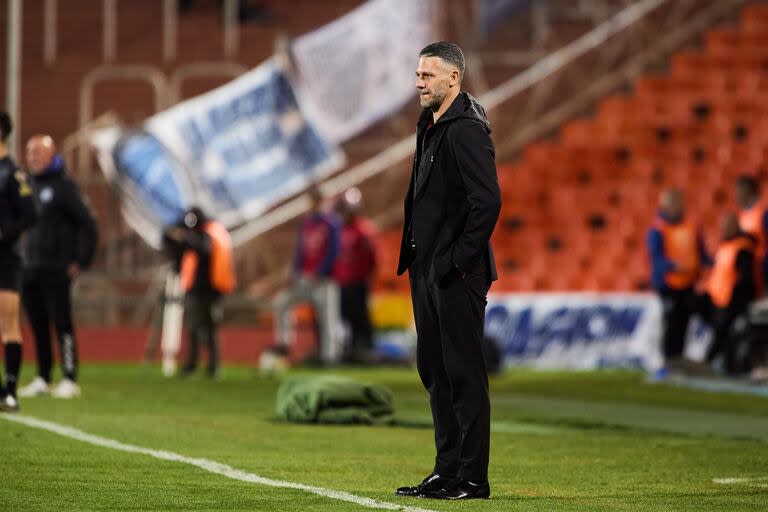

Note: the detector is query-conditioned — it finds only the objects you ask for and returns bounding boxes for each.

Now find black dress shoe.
[419,478,490,499]
[394,473,453,496]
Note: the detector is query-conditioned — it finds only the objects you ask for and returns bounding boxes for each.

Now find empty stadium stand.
[376,3,768,293]
[0,0,756,325]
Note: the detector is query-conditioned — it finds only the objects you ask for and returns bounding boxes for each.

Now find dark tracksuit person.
[333,188,378,363]
[395,43,501,500]
[698,214,757,375]
[0,112,37,412]
[19,136,97,399]
[647,189,711,366]
[168,208,235,378]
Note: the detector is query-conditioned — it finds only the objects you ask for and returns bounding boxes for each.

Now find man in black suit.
[394,42,501,500]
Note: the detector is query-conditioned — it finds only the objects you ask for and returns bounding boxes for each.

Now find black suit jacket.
[397,92,501,284]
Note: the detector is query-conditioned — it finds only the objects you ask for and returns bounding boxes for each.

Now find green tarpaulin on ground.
[276,375,395,425]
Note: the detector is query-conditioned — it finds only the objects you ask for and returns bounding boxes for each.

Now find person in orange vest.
[734,175,768,294]
[647,188,712,366]
[164,207,235,378]
[698,213,756,375]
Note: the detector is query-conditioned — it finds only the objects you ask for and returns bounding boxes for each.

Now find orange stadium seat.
[741,4,768,35]
[372,8,768,294]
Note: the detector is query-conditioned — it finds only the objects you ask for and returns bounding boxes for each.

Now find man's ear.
[450,69,460,87]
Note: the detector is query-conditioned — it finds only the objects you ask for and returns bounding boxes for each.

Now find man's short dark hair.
[0,111,12,142]
[736,175,759,196]
[419,42,465,78]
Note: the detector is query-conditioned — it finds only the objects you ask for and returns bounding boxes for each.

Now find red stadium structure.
[1,0,765,363]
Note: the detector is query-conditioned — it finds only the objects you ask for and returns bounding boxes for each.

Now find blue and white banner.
[290,0,438,144]
[91,58,343,248]
[485,293,664,371]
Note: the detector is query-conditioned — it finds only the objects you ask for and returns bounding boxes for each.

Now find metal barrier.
[77,65,170,172]
[168,61,248,105]
[42,0,226,66]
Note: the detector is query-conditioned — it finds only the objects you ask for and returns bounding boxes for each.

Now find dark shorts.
[0,259,21,292]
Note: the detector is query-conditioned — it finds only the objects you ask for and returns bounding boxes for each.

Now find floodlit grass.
[2,364,767,511]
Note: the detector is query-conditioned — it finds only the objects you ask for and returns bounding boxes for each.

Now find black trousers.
[658,287,696,360]
[410,267,491,482]
[696,293,749,375]
[340,283,373,355]
[21,269,78,383]
[183,293,220,375]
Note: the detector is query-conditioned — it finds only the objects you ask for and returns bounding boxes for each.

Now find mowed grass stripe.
[404,390,768,441]
[5,366,768,511]
[1,413,438,512]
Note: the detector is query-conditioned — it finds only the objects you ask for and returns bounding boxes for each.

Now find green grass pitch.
[2,364,767,511]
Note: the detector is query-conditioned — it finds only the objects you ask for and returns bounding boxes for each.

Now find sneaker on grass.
[52,379,81,399]
[0,394,19,412]
[19,376,51,397]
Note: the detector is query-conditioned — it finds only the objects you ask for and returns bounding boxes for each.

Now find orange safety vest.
[739,203,766,296]
[706,237,754,308]
[655,218,700,290]
[180,221,236,294]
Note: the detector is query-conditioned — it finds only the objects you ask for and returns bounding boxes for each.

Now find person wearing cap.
[163,207,235,378]
[333,187,378,363]
[18,135,97,400]
[0,112,37,412]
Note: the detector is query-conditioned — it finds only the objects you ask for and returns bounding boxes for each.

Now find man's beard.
[421,91,445,112]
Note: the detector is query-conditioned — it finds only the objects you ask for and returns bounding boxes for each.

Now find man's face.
[416,56,457,111]
[722,214,740,239]
[735,184,752,208]
[660,190,684,221]
[26,137,55,174]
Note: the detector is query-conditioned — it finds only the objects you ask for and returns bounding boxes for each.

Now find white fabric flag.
[291,0,439,144]
[91,58,343,248]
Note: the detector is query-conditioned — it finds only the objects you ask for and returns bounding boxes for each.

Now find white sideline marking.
[2,414,438,512]
[713,476,768,488]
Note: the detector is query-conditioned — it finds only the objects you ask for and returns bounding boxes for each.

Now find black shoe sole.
[418,493,490,500]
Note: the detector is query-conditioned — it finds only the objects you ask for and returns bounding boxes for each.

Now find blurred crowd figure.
[0,112,36,412]
[699,213,756,373]
[0,118,99,411]
[648,189,711,365]
[271,186,378,366]
[648,176,768,381]
[273,186,342,364]
[334,188,378,363]
[19,135,98,400]
[161,207,236,378]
